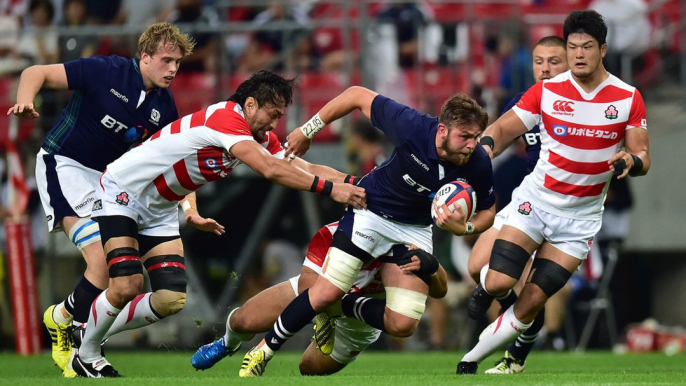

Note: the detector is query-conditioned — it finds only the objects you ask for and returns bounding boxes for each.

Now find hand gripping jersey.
[304,222,384,296]
[512,71,647,219]
[42,56,179,172]
[357,95,495,226]
[106,101,284,212]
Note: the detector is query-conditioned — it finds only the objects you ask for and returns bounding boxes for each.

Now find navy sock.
[65,276,104,324]
[341,294,387,333]
[506,306,546,362]
[264,289,316,351]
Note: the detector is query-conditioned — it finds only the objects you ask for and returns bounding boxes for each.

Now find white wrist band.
[181,201,193,213]
[300,113,326,139]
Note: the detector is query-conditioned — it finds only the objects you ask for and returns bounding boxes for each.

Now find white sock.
[224,308,252,349]
[79,290,121,362]
[257,341,274,360]
[53,302,73,325]
[462,305,532,363]
[103,293,160,340]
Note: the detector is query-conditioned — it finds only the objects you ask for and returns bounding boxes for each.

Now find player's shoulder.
[470,144,493,170]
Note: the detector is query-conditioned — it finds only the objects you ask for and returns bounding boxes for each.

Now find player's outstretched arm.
[180,192,225,235]
[480,109,529,158]
[7,64,68,119]
[285,86,378,159]
[290,157,357,184]
[232,140,367,209]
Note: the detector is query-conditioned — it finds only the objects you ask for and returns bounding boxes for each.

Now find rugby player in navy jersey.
[7,22,196,377]
[237,88,496,377]
[465,36,569,375]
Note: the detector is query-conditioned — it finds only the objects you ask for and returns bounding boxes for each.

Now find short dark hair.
[535,35,566,49]
[439,93,489,133]
[228,70,297,109]
[563,10,607,46]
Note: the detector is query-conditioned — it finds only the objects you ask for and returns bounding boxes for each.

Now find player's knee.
[385,314,419,338]
[529,258,572,298]
[489,239,531,280]
[107,247,143,280]
[385,286,426,337]
[110,276,145,304]
[321,247,364,295]
[150,290,187,317]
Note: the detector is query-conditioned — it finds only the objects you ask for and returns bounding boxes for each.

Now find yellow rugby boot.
[43,305,72,370]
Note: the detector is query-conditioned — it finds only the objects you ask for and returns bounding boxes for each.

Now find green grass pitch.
[0,350,684,385]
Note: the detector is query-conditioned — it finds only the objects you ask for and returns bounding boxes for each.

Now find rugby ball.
[431,181,477,229]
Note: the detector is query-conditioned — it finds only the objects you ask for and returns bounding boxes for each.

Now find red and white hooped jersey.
[303,222,384,296]
[512,71,647,219]
[106,101,284,212]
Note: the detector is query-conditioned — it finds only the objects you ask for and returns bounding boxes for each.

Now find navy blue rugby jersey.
[356,95,495,226]
[41,55,179,172]
[501,91,540,173]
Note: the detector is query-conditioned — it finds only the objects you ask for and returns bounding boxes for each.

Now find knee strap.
[144,255,187,293]
[67,217,101,250]
[106,247,143,278]
[386,287,427,321]
[490,239,531,280]
[529,259,572,298]
[322,247,363,292]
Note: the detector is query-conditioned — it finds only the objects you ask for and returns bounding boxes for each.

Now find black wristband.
[629,154,643,176]
[344,174,355,185]
[309,176,320,192]
[321,180,334,196]
[480,136,495,150]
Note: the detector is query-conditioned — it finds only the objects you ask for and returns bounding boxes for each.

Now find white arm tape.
[300,113,326,139]
[181,200,193,213]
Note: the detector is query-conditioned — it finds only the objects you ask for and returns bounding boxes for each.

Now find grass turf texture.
[0,350,684,385]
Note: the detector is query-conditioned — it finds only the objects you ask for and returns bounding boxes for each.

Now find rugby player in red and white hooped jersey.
[190,221,448,375]
[71,70,366,378]
[457,10,651,374]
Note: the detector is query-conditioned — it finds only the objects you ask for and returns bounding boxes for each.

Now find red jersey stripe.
[153,174,186,201]
[543,112,625,150]
[190,110,206,128]
[170,119,181,135]
[544,174,606,197]
[548,150,609,175]
[173,160,203,191]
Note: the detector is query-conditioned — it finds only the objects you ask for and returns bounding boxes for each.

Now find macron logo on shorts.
[354,230,375,243]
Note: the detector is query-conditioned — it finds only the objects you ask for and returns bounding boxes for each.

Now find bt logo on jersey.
[101,115,129,132]
[402,174,431,193]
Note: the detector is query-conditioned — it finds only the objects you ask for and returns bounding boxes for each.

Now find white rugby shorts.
[504,190,601,259]
[93,171,180,237]
[35,149,101,232]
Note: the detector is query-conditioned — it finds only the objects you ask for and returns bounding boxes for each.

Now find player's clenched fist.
[284,128,311,159]
[330,183,366,209]
[7,103,40,119]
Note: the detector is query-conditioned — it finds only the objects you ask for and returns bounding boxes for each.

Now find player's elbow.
[429,284,448,299]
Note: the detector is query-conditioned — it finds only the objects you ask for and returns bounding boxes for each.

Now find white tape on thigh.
[385,287,427,320]
[67,217,101,250]
[322,248,363,292]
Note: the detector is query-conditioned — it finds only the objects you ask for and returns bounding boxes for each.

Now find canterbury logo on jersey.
[551,100,575,116]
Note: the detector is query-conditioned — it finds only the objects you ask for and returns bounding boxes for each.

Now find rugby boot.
[43,305,72,370]
[467,283,495,320]
[456,361,478,375]
[71,352,121,378]
[238,347,269,378]
[313,312,336,355]
[191,338,241,370]
[484,351,525,374]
